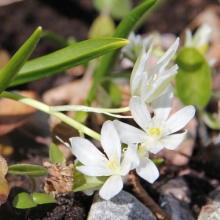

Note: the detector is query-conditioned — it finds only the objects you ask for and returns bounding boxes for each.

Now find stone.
[160,194,195,220]
[88,190,157,220]
[198,201,220,220]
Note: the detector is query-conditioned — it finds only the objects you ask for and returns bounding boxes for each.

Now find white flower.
[130,38,179,103]
[134,143,159,183]
[185,24,211,54]
[123,32,153,62]
[114,86,196,154]
[69,120,139,200]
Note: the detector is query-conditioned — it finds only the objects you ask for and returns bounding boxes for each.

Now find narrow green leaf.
[175,47,211,109]
[7,38,128,87]
[8,164,47,177]
[86,0,156,104]
[33,193,57,205]
[0,27,42,94]
[49,143,66,165]
[12,192,37,209]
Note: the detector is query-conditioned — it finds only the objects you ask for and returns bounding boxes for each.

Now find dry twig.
[129,172,170,220]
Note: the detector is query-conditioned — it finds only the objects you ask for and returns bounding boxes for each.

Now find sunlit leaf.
[175,47,211,109]
[74,165,108,192]
[0,155,10,206]
[12,192,37,209]
[88,15,115,38]
[32,193,57,204]
[7,38,128,87]
[94,0,132,19]
[49,143,66,165]
[0,27,42,93]
[8,164,47,177]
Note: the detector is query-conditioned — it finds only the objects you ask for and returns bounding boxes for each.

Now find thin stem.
[28,176,37,193]
[51,105,130,113]
[50,105,131,118]
[0,91,101,141]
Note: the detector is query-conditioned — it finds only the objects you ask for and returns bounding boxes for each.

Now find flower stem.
[0,91,101,141]
[50,105,131,118]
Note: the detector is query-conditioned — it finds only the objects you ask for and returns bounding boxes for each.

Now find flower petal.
[136,157,159,183]
[146,139,164,154]
[77,165,112,176]
[129,96,151,132]
[164,105,196,136]
[113,120,147,144]
[141,64,178,103]
[160,130,188,150]
[153,37,179,73]
[70,137,108,167]
[185,29,192,47]
[151,84,173,121]
[99,175,123,200]
[101,121,121,163]
[121,144,139,172]
[130,44,153,96]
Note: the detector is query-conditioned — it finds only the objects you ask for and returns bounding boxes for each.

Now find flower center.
[107,155,120,173]
[149,127,161,136]
[146,74,157,90]
[138,143,147,157]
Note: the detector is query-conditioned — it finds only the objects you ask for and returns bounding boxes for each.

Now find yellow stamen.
[149,128,161,136]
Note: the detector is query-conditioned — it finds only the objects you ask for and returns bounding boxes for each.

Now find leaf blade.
[8,38,128,87]
[8,164,47,177]
[49,143,66,165]
[0,27,42,93]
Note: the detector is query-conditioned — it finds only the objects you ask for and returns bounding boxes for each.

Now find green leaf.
[152,158,164,165]
[74,167,108,192]
[88,15,115,38]
[49,143,66,165]
[8,164,47,177]
[175,47,211,109]
[41,30,69,48]
[32,193,57,205]
[110,0,132,19]
[201,111,220,130]
[12,192,37,209]
[96,79,121,108]
[94,0,132,19]
[7,38,128,87]
[86,0,156,104]
[0,27,42,94]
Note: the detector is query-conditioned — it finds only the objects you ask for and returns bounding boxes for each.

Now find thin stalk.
[28,176,36,193]
[51,105,131,118]
[0,91,101,141]
[51,105,129,114]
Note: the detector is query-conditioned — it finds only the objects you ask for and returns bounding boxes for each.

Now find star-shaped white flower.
[130,38,179,103]
[70,120,139,200]
[114,86,196,154]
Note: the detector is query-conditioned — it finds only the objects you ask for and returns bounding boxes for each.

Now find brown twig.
[129,172,170,220]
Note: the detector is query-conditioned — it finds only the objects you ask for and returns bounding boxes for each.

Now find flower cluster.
[70,37,196,200]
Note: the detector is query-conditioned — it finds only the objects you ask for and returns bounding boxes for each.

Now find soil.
[1,0,220,219]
